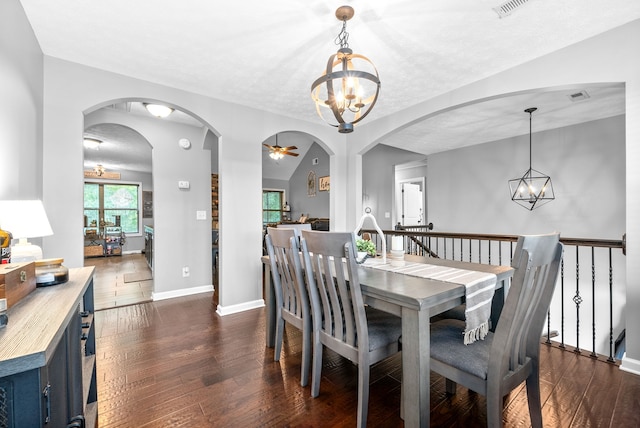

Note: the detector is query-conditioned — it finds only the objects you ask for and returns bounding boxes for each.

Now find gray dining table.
[261,254,514,427]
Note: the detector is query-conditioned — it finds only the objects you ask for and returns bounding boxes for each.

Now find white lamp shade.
[0,200,54,239]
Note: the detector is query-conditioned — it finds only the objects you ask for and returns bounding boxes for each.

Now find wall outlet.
[196,210,206,220]
[178,180,190,189]
[182,266,190,277]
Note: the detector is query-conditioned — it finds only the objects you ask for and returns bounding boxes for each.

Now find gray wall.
[427,115,625,239]
[0,0,43,200]
[362,144,427,230]
[288,142,330,220]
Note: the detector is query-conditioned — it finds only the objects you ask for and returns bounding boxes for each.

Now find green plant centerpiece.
[356,239,376,257]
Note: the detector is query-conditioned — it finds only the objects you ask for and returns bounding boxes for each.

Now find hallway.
[85,253,153,310]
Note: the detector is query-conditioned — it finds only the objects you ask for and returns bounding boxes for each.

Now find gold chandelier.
[311,6,380,133]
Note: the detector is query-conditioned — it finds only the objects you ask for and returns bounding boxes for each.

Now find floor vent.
[567,90,590,102]
[493,0,532,18]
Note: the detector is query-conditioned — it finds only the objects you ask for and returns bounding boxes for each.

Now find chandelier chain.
[334,19,350,49]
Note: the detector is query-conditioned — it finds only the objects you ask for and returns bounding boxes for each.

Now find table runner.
[362,260,497,344]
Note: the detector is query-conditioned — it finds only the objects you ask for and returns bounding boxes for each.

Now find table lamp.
[0,200,54,262]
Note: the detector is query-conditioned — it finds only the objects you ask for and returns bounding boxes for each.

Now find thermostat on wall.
[178,138,191,149]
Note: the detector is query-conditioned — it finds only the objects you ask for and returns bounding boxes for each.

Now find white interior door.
[401,182,423,225]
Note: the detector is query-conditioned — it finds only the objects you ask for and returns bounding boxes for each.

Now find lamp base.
[10,241,43,263]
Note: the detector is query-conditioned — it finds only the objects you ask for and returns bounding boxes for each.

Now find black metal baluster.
[560,257,566,349]
[591,246,597,358]
[574,246,582,354]
[608,248,615,363]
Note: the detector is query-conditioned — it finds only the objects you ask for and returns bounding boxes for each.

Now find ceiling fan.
[263,135,299,159]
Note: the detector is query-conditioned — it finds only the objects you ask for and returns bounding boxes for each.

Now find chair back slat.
[266,227,308,322]
[491,233,562,377]
[301,230,368,357]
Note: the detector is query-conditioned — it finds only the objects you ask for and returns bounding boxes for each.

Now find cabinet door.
[66,304,84,418]
[0,369,42,427]
[42,329,71,427]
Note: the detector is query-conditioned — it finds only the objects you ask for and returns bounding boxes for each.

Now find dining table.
[261,253,514,428]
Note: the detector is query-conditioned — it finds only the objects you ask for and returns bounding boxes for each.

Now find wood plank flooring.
[85,253,153,310]
[94,291,640,427]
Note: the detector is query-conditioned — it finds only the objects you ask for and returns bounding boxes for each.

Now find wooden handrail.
[359,229,626,253]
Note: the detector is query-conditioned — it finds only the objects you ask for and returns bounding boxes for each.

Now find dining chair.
[434,233,539,323]
[265,227,312,387]
[300,230,402,428]
[428,232,562,428]
[276,223,312,233]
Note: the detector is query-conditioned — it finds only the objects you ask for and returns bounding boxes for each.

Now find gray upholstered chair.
[265,227,311,387]
[428,233,562,428]
[300,230,402,428]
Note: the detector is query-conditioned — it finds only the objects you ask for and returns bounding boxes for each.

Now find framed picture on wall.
[319,176,330,192]
[307,170,316,197]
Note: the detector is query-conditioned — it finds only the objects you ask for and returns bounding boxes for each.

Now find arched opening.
[82,100,219,310]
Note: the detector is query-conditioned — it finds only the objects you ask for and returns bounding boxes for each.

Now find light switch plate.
[178,180,190,189]
[196,210,206,220]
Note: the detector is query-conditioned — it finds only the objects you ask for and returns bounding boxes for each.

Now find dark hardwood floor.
[94,291,640,427]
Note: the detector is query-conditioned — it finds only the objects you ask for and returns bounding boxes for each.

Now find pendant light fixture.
[311,6,380,133]
[508,107,555,210]
[94,164,106,176]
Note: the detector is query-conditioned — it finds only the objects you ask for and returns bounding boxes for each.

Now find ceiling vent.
[493,0,532,18]
[567,90,591,102]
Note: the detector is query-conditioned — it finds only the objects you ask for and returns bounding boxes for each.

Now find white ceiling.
[23,0,639,174]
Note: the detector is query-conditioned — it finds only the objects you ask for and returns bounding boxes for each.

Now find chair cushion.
[365,306,402,351]
[430,318,493,379]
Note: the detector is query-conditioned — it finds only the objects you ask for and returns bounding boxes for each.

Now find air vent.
[567,90,591,102]
[493,0,532,18]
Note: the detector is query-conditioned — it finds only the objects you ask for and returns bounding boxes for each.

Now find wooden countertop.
[0,266,95,378]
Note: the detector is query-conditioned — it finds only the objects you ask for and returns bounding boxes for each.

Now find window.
[84,183,140,234]
[262,190,284,225]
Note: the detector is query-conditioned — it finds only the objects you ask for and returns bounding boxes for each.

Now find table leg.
[490,278,509,331]
[263,263,276,347]
[401,306,430,428]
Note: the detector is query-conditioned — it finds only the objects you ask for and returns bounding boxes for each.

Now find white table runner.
[362,259,497,344]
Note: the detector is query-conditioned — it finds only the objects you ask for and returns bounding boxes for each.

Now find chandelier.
[94,164,106,176]
[311,6,380,133]
[508,107,555,210]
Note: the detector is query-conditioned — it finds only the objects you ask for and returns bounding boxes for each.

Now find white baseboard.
[216,299,265,316]
[620,354,640,376]
[152,285,214,301]
[122,250,142,255]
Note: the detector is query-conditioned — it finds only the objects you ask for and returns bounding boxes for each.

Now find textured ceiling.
[21,0,639,174]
